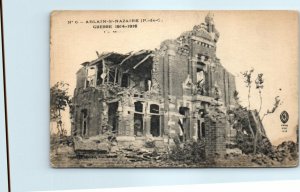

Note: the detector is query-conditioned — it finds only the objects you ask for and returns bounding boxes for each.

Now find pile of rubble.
[250,154,280,166]
[223,140,298,167]
[269,141,298,163]
[73,134,168,163]
[251,140,298,167]
[221,152,280,167]
[73,134,113,158]
[109,146,167,162]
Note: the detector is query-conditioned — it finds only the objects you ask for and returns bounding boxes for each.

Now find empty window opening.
[121,73,130,87]
[134,113,143,137]
[134,101,143,113]
[81,109,88,136]
[134,101,144,137]
[150,115,160,137]
[199,109,205,118]
[178,107,190,140]
[87,67,96,76]
[179,107,189,116]
[108,68,119,84]
[144,69,152,91]
[201,122,205,138]
[96,64,103,85]
[114,69,119,84]
[196,69,205,83]
[197,120,205,140]
[149,104,160,137]
[108,102,119,133]
[178,118,184,142]
[197,120,201,140]
[196,69,205,95]
[197,54,208,62]
[150,104,159,114]
[145,79,152,91]
[86,67,96,88]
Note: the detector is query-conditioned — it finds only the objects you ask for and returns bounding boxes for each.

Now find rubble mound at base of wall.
[51,136,298,167]
[73,135,112,155]
[73,134,169,160]
[222,140,298,167]
[270,141,298,163]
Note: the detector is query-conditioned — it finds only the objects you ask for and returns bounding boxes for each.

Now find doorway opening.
[197,109,205,140]
[108,102,119,133]
[179,107,190,141]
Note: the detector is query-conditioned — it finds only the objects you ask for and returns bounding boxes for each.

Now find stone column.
[144,115,151,137]
[127,108,135,136]
[119,101,134,137]
[101,102,108,134]
[191,110,199,141]
[192,118,198,141]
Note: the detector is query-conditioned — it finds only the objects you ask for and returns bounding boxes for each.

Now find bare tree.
[255,73,264,114]
[237,69,281,155]
[261,96,281,121]
[241,68,254,110]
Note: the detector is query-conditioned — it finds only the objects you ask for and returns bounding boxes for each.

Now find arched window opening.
[150,104,159,114]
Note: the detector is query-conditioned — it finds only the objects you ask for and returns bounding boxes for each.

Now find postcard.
[50,11,298,167]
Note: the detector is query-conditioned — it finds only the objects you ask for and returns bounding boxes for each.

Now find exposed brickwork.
[73,87,105,137]
[72,13,237,160]
[204,115,227,160]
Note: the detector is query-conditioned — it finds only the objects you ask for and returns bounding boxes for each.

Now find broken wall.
[155,44,190,98]
[73,87,105,137]
[206,64,236,107]
[204,114,227,159]
[192,40,216,58]
[76,67,87,90]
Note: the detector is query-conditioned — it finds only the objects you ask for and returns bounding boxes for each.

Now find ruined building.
[71,13,237,158]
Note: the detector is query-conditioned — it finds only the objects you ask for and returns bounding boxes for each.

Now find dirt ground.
[50,144,298,168]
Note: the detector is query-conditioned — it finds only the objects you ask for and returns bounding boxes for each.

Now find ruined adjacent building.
[71,13,237,158]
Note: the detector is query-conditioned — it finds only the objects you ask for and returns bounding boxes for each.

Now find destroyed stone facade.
[71,13,236,158]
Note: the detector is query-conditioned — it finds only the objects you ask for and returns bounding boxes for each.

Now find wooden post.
[114,68,118,85]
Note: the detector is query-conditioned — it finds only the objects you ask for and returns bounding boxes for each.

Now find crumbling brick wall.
[206,64,236,106]
[204,113,227,160]
[71,13,237,149]
[72,87,105,137]
[75,67,87,90]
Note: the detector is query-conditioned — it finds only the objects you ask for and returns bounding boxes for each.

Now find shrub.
[169,140,206,163]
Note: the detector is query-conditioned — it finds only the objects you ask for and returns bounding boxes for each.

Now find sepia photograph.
[50,11,298,168]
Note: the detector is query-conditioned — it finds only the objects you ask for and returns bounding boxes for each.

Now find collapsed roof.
[86,50,154,73]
